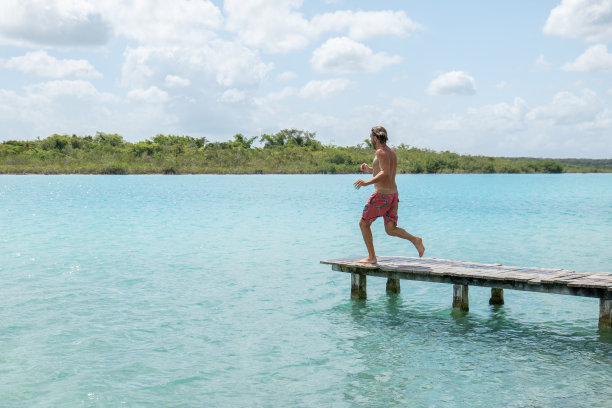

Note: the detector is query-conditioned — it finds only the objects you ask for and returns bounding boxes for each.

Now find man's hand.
[360,163,372,173]
[354,179,368,189]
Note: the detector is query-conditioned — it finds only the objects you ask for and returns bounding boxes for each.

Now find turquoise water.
[1,174,611,407]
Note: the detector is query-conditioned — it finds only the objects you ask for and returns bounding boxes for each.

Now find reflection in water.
[598,327,612,343]
[326,293,612,407]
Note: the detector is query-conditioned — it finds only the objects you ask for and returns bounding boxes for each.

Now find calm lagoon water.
[1,174,611,407]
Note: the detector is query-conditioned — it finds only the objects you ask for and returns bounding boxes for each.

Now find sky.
[0,0,611,158]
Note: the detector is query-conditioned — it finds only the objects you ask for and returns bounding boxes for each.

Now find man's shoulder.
[376,147,394,156]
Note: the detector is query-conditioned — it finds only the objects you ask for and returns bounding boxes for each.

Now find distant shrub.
[152,134,207,149]
[330,152,353,165]
[482,163,495,173]
[540,160,563,173]
[424,155,444,173]
[231,134,257,149]
[40,134,71,151]
[318,163,337,174]
[95,132,125,147]
[131,141,158,157]
[101,164,128,174]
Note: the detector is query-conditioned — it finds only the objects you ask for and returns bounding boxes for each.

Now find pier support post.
[453,284,469,311]
[351,273,367,299]
[489,288,504,305]
[386,278,400,295]
[600,297,612,329]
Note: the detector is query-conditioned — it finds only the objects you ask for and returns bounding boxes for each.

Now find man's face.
[370,133,376,147]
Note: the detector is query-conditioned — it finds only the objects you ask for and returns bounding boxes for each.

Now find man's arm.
[360,163,373,173]
[354,149,389,189]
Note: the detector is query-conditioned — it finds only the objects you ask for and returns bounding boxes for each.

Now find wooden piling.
[351,273,367,299]
[453,284,469,311]
[600,297,612,329]
[489,288,504,305]
[386,278,400,294]
[322,256,612,328]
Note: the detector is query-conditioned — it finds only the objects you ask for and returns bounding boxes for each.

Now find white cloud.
[562,44,612,72]
[209,41,274,87]
[311,10,423,41]
[2,76,240,142]
[251,86,297,118]
[427,71,476,96]
[219,89,246,103]
[535,54,551,72]
[25,80,117,102]
[127,86,168,104]
[0,0,111,47]
[261,97,429,148]
[543,0,612,42]
[0,80,129,140]
[574,108,612,131]
[121,43,273,89]
[427,98,528,135]
[224,0,423,54]
[106,0,222,46]
[495,81,509,89]
[311,37,402,73]
[0,0,223,48]
[429,114,463,132]
[526,89,603,125]
[466,97,528,132]
[4,51,101,78]
[224,0,314,54]
[254,87,297,110]
[164,75,190,88]
[298,78,355,99]
[417,93,611,157]
[265,87,297,102]
[253,91,612,157]
[277,71,297,82]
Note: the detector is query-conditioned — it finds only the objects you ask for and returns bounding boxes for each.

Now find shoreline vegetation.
[1,130,611,175]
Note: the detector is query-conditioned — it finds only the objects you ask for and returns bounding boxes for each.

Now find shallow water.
[1,174,611,407]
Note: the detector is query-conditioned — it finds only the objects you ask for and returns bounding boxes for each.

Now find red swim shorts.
[361,192,399,225]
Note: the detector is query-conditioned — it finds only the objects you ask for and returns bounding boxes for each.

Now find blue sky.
[1,0,611,158]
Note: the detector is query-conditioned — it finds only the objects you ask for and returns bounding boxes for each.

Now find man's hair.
[371,126,388,144]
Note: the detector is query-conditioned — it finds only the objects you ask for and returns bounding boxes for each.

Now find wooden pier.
[320,256,612,329]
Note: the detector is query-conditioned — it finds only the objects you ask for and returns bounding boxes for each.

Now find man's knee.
[359,219,370,229]
[384,223,396,235]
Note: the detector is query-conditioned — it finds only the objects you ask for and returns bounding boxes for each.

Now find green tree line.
[0,129,609,174]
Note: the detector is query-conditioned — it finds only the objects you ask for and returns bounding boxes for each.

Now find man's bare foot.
[357,256,377,264]
[414,237,425,258]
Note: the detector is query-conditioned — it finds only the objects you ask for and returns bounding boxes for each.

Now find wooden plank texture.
[321,256,612,298]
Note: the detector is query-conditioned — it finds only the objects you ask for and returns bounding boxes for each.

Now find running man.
[353,126,425,263]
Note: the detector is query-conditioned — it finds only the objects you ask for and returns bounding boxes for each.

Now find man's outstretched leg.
[358,219,377,263]
[384,222,425,257]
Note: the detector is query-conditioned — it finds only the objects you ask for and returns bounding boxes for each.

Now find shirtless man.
[353,126,425,263]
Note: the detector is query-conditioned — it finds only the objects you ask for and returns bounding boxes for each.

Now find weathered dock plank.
[321,256,612,328]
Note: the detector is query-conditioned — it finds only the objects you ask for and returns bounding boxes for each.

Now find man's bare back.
[354,126,425,263]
